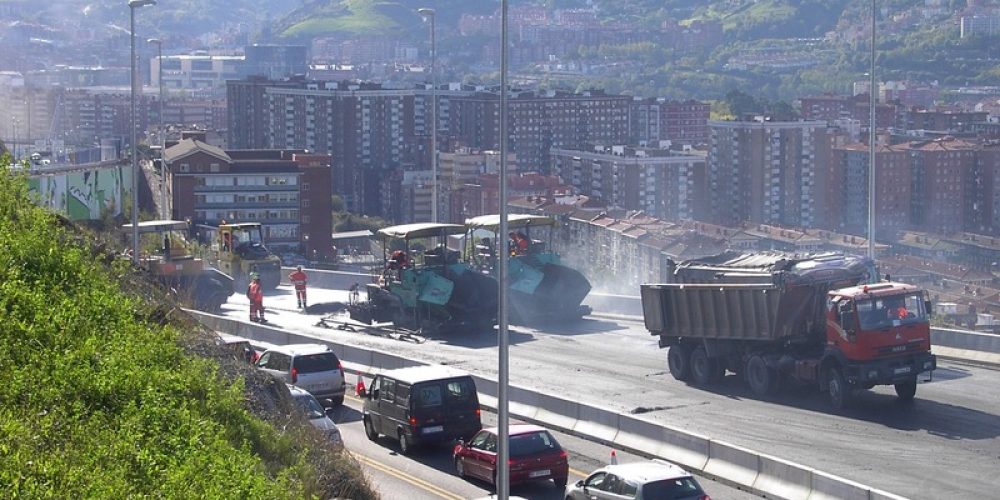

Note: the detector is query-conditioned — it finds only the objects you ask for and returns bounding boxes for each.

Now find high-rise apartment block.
[707,119,832,228]
[550,145,706,221]
[631,98,710,145]
[449,89,631,173]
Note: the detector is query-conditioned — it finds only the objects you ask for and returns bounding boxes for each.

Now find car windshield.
[509,430,560,458]
[293,393,326,419]
[640,477,705,499]
[293,353,339,373]
[856,293,928,330]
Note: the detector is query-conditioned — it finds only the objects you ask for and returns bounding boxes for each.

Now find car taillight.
[699,495,711,500]
[409,416,418,427]
[338,361,343,372]
[291,367,298,384]
[475,408,481,417]
[559,450,568,459]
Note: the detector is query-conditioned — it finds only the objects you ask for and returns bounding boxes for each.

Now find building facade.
[550,145,706,221]
[164,139,333,258]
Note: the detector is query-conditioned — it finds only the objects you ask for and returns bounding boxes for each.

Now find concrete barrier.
[754,454,814,500]
[573,404,620,444]
[507,385,542,422]
[703,440,761,490]
[532,392,581,432]
[614,415,711,471]
[280,267,373,291]
[932,327,1000,353]
[868,488,909,500]
[808,470,872,500]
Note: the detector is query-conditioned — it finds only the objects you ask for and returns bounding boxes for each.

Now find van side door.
[379,377,398,436]
[367,376,383,433]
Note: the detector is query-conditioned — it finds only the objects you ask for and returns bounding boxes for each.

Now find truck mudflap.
[844,352,936,386]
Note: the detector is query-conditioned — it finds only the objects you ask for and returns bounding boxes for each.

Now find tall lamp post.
[867,0,877,261]
[129,0,156,265]
[147,37,165,219]
[498,0,511,496]
[418,7,437,222]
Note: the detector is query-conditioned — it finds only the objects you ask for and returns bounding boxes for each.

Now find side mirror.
[925,299,934,318]
[457,438,465,447]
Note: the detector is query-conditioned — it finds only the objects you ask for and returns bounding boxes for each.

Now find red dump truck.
[640,252,937,409]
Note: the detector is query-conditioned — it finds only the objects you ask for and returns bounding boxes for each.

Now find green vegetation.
[0,161,375,498]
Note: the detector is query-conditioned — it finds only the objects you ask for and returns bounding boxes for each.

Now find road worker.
[289,265,308,309]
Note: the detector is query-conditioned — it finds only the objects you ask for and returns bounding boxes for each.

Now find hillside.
[0,164,376,498]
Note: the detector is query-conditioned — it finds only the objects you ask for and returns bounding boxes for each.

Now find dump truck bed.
[640,282,828,342]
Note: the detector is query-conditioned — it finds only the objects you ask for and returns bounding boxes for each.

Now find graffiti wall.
[28,166,128,220]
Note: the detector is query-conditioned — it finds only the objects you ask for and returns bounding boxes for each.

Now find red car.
[453,424,569,489]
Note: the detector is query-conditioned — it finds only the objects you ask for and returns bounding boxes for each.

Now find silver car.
[288,385,343,448]
[256,343,346,407]
[565,460,709,500]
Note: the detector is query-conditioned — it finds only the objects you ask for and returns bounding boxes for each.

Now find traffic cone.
[610,449,618,465]
[355,377,366,396]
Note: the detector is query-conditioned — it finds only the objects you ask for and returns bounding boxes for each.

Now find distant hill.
[274,0,494,40]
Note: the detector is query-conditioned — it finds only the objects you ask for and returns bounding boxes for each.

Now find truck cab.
[826,283,936,400]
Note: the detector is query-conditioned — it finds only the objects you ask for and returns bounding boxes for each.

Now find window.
[395,383,411,406]
[302,182,310,191]
[179,163,190,173]
[381,378,396,402]
[292,352,339,373]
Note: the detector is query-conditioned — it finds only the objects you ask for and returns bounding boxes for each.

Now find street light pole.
[498,0,511,497]
[868,0,876,261]
[418,7,437,222]
[129,0,156,265]
[148,37,165,219]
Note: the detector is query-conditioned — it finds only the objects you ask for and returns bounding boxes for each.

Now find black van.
[360,365,482,454]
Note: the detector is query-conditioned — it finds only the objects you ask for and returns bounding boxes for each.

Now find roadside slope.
[0,166,376,498]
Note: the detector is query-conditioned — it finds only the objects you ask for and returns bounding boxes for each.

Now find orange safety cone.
[610,449,618,465]
[355,377,366,396]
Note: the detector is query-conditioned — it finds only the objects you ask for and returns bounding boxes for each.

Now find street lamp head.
[147,38,161,45]
[417,7,435,18]
[129,0,156,8]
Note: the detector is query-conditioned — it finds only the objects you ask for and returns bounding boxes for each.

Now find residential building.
[961,15,1000,38]
[631,97,710,145]
[450,89,632,173]
[550,144,706,221]
[902,107,988,133]
[707,119,830,228]
[164,138,333,258]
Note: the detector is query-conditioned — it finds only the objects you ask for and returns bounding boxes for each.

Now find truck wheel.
[667,345,691,381]
[894,378,917,401]
[690,347,720,385]
[745,355,775,396]
[826,366,854,410]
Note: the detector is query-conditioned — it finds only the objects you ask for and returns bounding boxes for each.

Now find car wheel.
[667,345,691,381]
[894,378,917,401]
[826,366,854,410]
[363,416,378,441]
[398,431,412,455]
[331,394,345,407]
[455,457,466,478]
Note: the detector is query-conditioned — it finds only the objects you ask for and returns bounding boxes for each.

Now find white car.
[288,384,343,449]
[565,460,710,500]
[256,343,346,407]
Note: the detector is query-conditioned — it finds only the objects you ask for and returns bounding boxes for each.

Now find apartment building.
[707,119,830,228]
[152,54,244,90]
[631,97,710,145]
[449,89,632,173]
[550,144,706,221]
[164,138,333,258]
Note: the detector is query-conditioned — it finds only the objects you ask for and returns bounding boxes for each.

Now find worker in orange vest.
[247,273,265,322]
[289,265,308,309]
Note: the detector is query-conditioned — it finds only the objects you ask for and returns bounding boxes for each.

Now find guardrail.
[189,310,907,500]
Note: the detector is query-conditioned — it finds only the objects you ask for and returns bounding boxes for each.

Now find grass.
[0,158,375,498]
[282,0,401,38]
